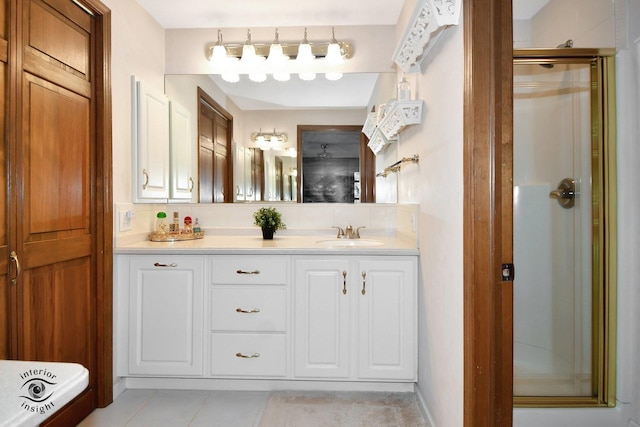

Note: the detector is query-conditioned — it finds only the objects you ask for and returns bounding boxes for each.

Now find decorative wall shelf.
[393,0,462,73]
[363,100,423,155]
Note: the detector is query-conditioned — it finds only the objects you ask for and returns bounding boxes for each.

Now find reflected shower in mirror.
[164,72,398,203]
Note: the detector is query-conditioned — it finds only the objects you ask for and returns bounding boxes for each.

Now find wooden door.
[197,87,232,203]
[9,0,113,423]
[0,0,8,360]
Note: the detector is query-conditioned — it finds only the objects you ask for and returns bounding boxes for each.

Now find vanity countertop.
[0,360,88,427]
[114,233,418,256]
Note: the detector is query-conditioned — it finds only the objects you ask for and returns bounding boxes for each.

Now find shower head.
[557,39,574,48]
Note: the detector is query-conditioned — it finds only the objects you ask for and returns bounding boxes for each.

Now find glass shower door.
[512,61,594,398]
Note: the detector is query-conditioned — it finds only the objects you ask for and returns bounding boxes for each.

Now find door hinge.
[501,263,515,281]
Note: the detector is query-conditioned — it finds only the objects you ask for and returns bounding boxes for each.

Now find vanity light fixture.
[251,128,288,151]
[207,27,353,82]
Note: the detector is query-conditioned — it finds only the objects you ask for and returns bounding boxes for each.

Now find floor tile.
[189,391,268,427]
[79,389,157,427]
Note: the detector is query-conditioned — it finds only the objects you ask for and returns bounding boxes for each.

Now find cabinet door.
[357,259,417,380]
[293,259,351,379]
[129,256,204,376]
[169,100,194,200]
[133,77,169,201]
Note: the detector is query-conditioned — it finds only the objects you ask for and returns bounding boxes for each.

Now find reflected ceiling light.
[207,28,352,82]
[317,144,333,159]
[251,128,288,151]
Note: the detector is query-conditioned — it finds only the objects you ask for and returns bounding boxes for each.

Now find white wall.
[394,1,465,426]
[102,0,165,206]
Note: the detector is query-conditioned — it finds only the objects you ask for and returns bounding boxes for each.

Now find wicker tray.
[148,231,205,242]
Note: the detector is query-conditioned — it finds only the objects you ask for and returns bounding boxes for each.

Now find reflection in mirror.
[164,73,399,203]
[297,125,374,203]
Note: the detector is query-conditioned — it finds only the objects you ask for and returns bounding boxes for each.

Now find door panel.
[23,74,90,237]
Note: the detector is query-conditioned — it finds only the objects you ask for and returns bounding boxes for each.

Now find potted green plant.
[253,207,286,240]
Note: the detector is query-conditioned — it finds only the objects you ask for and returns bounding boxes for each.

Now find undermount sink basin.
[315,238,384,248]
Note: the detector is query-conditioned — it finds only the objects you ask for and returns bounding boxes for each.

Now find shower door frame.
[512,48,618,408]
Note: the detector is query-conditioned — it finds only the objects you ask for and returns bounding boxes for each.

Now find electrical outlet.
[119,210,132,232]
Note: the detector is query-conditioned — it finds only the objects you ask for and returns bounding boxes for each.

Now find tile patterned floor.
[79,389,429,427]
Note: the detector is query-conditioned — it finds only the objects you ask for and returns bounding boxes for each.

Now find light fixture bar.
[207,41,353,62]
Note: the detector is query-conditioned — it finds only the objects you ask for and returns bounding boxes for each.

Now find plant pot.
[261,227,275,240]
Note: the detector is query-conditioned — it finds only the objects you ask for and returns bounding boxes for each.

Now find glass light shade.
[325,42,343,65]
[241,43,257,64]
[221,73,239,83]
[210,44,227,64]
[296,43,315,64]
[267,43,285,63]
[249,71,267,82]
[299,72,316,81]
[272,72,291,82]
[325,72,343,81]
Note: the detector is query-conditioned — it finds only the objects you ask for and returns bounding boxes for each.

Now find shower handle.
[549,178,576,209]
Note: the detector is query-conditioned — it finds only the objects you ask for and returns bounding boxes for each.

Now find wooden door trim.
[75,0,112,409]
[463,0,513,425]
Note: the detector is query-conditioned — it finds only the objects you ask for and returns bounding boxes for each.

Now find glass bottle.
[193,218,201,234]
[156,212,168,234]
[183,216,193,234]
[398,77,411,101]
[170,211,180,234]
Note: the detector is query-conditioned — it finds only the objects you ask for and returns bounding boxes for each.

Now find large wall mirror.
[164,72,398,204]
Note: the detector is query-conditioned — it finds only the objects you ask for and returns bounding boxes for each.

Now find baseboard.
[112,377,127,401]
[123,377,415,393]
[414,385,437,427]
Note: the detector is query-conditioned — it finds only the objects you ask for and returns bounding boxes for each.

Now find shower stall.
[512,49,617,406]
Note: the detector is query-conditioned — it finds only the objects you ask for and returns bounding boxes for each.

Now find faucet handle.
[355,226,366,238]
[332,226,345,238]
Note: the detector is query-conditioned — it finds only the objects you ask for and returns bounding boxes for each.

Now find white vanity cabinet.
[209,256,289,378]
[293,256,417,381]
[169,100,194,200]
[127,255,205,376]
[132,77,170,201]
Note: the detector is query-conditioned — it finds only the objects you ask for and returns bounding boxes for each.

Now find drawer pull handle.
[154,262,178,267]
[361,271,367,295]
[236,269,260,275]
[235,352,260,359]
[236,308,261,314]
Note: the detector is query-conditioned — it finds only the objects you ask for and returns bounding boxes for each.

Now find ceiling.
[136,0,548,29]
[135,0,405,29]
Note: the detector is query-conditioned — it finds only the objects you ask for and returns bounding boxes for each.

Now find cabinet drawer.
[211,256,287,285]
[210,333,286,377]
[211,288,286,332]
